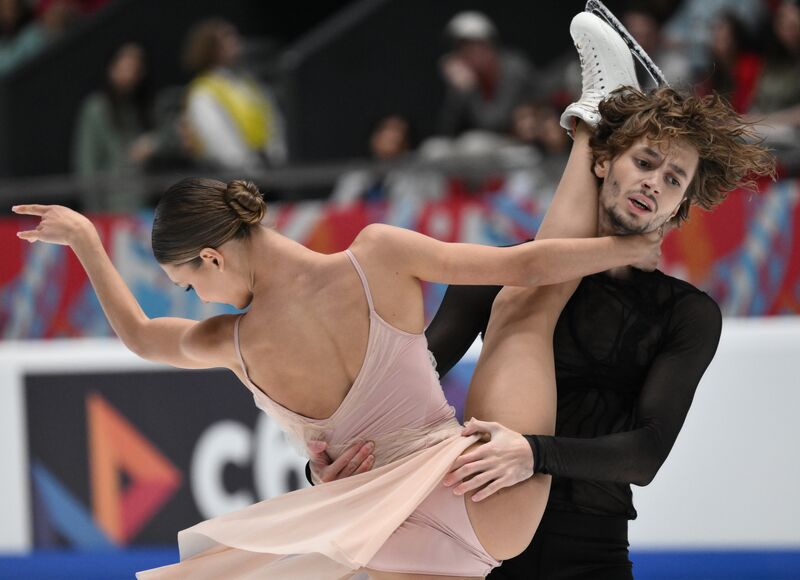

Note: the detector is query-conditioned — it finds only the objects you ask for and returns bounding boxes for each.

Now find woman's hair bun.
[224,180,266,226]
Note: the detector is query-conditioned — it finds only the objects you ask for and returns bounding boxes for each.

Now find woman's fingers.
[322,441,374,482]
[12,204,49,216]
[16,230,39,242]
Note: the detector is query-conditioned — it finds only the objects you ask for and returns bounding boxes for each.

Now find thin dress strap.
[344,249,375,312]
[233,315,251,382]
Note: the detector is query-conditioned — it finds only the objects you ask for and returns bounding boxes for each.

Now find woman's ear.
[200,248,224,271]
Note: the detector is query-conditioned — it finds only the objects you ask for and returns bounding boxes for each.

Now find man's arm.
[446,292,722,498]
[425,283,501,376]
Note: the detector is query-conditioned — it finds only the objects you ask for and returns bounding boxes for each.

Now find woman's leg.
[366,571,479,580]
[461,122,600,560]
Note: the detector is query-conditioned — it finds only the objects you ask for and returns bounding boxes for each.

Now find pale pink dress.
[137,249,499,578]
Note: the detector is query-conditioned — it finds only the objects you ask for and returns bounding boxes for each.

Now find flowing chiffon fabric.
[137,250,498,578]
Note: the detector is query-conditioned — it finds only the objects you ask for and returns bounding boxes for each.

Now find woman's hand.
[307,440,375,484]
[630,227,666,272]
[13,204,96,247]
[443,419,534,502]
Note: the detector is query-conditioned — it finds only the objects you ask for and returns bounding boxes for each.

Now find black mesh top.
[425,266,722,520]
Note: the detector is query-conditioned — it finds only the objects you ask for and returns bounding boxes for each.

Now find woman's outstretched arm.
[357,222,661,289]
[13,204,230,369]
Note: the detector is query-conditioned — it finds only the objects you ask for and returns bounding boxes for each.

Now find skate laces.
[576,36,605,105]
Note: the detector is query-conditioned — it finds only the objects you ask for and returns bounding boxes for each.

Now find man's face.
[596,136,700,235]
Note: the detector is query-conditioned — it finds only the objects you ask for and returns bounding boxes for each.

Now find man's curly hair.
[590,87,776,224]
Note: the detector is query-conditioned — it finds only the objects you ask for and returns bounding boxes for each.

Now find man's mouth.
[627,194,655,214]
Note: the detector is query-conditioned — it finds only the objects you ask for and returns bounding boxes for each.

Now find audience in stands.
[750,0,800,115]
[697,12,762,113]
[15,1,799,209]
[0,0,50,74]
[182,18,288,173]
[662,0,766,79]
[437,11,539,138]
[72,42,156,211]
[330,114,447,207]
[621,4,692,90]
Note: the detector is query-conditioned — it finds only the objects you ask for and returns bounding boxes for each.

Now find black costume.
[426,267,722,579]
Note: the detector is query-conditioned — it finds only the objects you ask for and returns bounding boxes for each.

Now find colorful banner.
[2,178,799,340]
[25,368,309,549]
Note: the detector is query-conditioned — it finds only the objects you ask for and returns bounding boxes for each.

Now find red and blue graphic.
[2,179,799,342]
[30,392,181,549]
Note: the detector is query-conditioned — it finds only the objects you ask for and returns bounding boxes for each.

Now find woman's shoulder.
[182,313,241,367]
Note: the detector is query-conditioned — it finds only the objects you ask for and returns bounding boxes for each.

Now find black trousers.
[488,509,633,580]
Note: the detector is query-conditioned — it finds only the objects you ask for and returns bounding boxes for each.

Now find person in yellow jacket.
[183,19,287,171]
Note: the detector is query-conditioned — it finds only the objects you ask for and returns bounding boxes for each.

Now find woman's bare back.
[232,244,425,420]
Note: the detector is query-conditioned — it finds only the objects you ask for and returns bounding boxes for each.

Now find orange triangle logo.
[87,393,182,544]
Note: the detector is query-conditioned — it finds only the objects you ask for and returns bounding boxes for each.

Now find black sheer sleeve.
[425,284,501,377]
[528,292,722,486]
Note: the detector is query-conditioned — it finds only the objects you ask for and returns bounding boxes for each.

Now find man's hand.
[442,419,534,502]
[307,440,375,484]
[440,54,477,92]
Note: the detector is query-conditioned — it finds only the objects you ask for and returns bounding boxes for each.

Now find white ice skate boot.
[586,0,668,87]
[559,11,639,134]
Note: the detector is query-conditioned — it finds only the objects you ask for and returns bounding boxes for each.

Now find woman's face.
[161,248,254,310]
[711,18,735,59]
[774,3,800,53]
[109,44,145,94]
[216,24,242,67]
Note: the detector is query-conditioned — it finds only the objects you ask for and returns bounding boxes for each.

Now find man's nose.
[642,177,660,195]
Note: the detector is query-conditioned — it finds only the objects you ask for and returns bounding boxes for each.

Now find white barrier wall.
[1,318,799,552]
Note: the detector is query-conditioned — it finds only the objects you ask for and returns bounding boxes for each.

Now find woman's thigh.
[460,284,575,561]
[366,571,479,580]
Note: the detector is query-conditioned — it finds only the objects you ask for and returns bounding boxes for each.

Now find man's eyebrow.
[640,146,688,179]
[668,163,688,179]
[641,146,662,159]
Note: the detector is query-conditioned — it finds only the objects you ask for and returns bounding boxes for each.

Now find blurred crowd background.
[0,0,797,211]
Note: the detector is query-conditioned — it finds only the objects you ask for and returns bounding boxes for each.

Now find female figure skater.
[13,11,665,580]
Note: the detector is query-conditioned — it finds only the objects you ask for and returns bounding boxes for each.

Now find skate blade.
[584,0,670,87]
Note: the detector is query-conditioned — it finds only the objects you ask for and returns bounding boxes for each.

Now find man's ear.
[669,198,689,220]
[199,248,224,271]
[593,157,609,179]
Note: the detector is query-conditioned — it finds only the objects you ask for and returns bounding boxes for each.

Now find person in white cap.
[438,11,539,137]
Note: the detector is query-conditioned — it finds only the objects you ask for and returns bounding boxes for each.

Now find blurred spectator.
[662,0,766,78]
[745,0,800,159]
[0,0,80,75]
[696,12,762,113]
[0,0,46,74]
[145,85,201,173]
[331,114,447,208]
[36,0,107,17]
[501,101,569,203]
[622,5,692,89]
[183,18,287,172]
[510,102,568,158]
[72,42,156,211]
[750,0,800,114]
[331,114,414,206]
[437,11,538,137]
